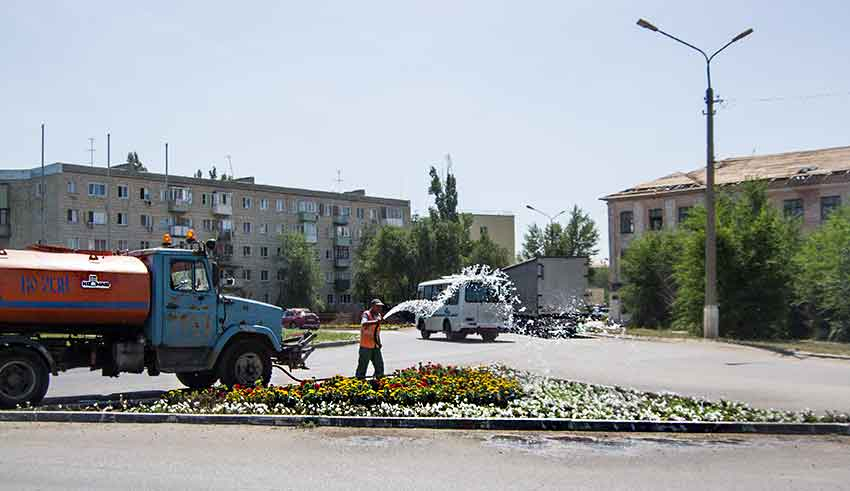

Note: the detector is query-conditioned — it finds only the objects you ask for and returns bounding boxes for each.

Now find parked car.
[282,308,321,330]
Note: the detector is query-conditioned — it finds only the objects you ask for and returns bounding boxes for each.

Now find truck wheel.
[176,370,219,390]
[481,332,499,343]
[419,320,431,339]
[218,339,272,388]
[0,348,50,409]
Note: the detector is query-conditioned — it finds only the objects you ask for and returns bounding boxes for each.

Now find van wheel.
[176,370,219,390]
[419,320,431,339]
[481,332,499,343]
[218,339,272,387]
[0,348,50,409]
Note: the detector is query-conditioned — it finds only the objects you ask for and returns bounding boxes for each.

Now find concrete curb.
[0,411,847,435]
[590,333,850,361]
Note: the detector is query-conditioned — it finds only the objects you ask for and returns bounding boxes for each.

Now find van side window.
[446,289,459,305]
[170,261,193,292]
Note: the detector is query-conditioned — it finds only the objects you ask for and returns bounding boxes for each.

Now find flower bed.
[92,364,847,423]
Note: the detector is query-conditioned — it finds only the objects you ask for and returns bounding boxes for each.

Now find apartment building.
[0,162,410,310]
[601,145,850,319]
[468,213,516,259]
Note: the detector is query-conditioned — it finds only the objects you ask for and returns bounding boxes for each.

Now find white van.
[416,278,505,342]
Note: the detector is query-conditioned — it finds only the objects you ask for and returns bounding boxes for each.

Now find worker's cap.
[370,299,385,307]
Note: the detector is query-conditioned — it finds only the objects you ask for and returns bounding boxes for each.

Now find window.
[87,211,107,225]
[94,239,108,250]
[220,219,233,231]
[259,223,268,234]
[35,183,44,197]
[117,212,128,226]
[677,206,692,224]
[139,187,150,200]
[140,240,151,249]
[356,208,364,219]
[821,196,841,221]
[298,200,317,213]
[276,247,282,256]
[260,246,269,258]
[277,270,286,281]
[171,261,195,292]
[341,207,351,216]
[242,269,252,281]
[260,198,269,210]
[619,211,634,234]
[242,197,253,209]
[117,185,129,199]
[340,294,351,304]
[465,282,496,303]
[480,226,489,236]
[88,182,107,197]
[322,203,332,216]
[67,209,79,224]
[326,249,332,259]
[242,222,252,234]
[140,214,152,228]
[117,240,128,251]
[327,294,335,305]
[336,225,351,237]
[302,222,318,243]
[276,199,284,212]
[369,208,377,220]
[242,246,252,256]
[275,223,283,235]
[194,262,210,292]
[648,208,663,231]
[325,271,334,283]
[168,187,192,203]
[67,238,80,249]
[335,246,350,259]
[783,199,804,219]
[445,289,460,305]
[202,219,213,232]
[260,270,269,282]
[67,181,77,193]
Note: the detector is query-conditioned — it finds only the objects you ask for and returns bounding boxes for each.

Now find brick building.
[468,213,516,259]
[602,146,850,320]
[0,162,410,309]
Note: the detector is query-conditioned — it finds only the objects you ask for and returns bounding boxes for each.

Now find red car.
[282,308,321,330]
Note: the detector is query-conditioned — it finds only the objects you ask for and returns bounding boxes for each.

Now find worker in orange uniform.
[356,299,385,379]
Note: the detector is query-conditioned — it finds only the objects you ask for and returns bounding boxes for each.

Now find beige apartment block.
[468,213,515,259]
[0,163,410,311]
[601,146,850,319]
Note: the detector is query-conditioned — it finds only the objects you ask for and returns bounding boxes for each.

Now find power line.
[719,90,850,110]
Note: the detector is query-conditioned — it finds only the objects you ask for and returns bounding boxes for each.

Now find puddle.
[334,435,422,448]
[483,434,750,458]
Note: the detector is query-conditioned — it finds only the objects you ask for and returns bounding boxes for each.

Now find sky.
[2,1,848,261]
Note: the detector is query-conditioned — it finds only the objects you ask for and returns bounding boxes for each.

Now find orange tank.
[0,249,150,328]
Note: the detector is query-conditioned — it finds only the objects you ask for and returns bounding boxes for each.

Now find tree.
[560,205,600,257]
[428,166,459,222]
[793,206,850,341]
[277,232,323,310]
[673,182,800,339]
[621,231,681,328]
[521,224,545,259]
[352,224,378,305]
[466,229,511,269]
[126,151,147,172]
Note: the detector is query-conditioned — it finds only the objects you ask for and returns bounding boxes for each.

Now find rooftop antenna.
[87,137,96,166]
[333,169,344,192]
[225,154,234,179]
[445,153,453,179]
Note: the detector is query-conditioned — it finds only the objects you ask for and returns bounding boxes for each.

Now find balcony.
[212,202,232,216]
[0,224,9,238]
[217,230,234,242]
[168,199,191,213]
[335,279,351,291]
[334,236,352,247]
[381,218,404,227]
[334,257,351,268]
[170,225,190,237]
[298,211,318,222]
[333,215,349,225]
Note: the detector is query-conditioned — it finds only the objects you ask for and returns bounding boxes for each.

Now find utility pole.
[87,137,96,166]
[637,18,753,339]
[40,124,45,245]
[107,133,111,250]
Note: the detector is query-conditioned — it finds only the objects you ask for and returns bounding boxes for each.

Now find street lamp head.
[731,28,754,43]
[525,205,536,211]
[636,18,659,32]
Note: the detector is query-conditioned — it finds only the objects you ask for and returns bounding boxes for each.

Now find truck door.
[163,258,217,348]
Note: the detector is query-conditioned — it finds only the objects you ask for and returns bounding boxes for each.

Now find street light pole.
[525,204,566,227]
[637,19,753,339]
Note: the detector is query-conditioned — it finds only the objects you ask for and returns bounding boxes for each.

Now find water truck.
[0,233,314,409]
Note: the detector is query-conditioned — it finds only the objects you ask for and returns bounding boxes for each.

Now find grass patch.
[323,323,411,331]
[625,328,696,340]
[286,330,358,344]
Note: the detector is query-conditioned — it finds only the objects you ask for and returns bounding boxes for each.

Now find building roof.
[603,146,850,200]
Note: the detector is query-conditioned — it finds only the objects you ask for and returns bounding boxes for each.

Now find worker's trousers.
[355,347,384,379]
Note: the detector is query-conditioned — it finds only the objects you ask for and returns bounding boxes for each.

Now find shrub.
[620,230,681,328]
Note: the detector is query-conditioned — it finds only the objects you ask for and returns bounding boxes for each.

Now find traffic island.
[3,364,849,435]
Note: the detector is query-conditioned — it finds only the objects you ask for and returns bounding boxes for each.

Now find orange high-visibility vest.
[360,310,381,348]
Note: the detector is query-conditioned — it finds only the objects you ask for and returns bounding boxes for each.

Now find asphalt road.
[1,423,848,490]
[45,329,850,412]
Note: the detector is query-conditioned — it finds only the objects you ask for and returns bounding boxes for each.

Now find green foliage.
[277,231,323,310]
[673,182,801,339]
[521,206,599,259]
[428,166,459,222]
[466,229,511,269]
[793,207,850,341]
[621,231,681,327]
